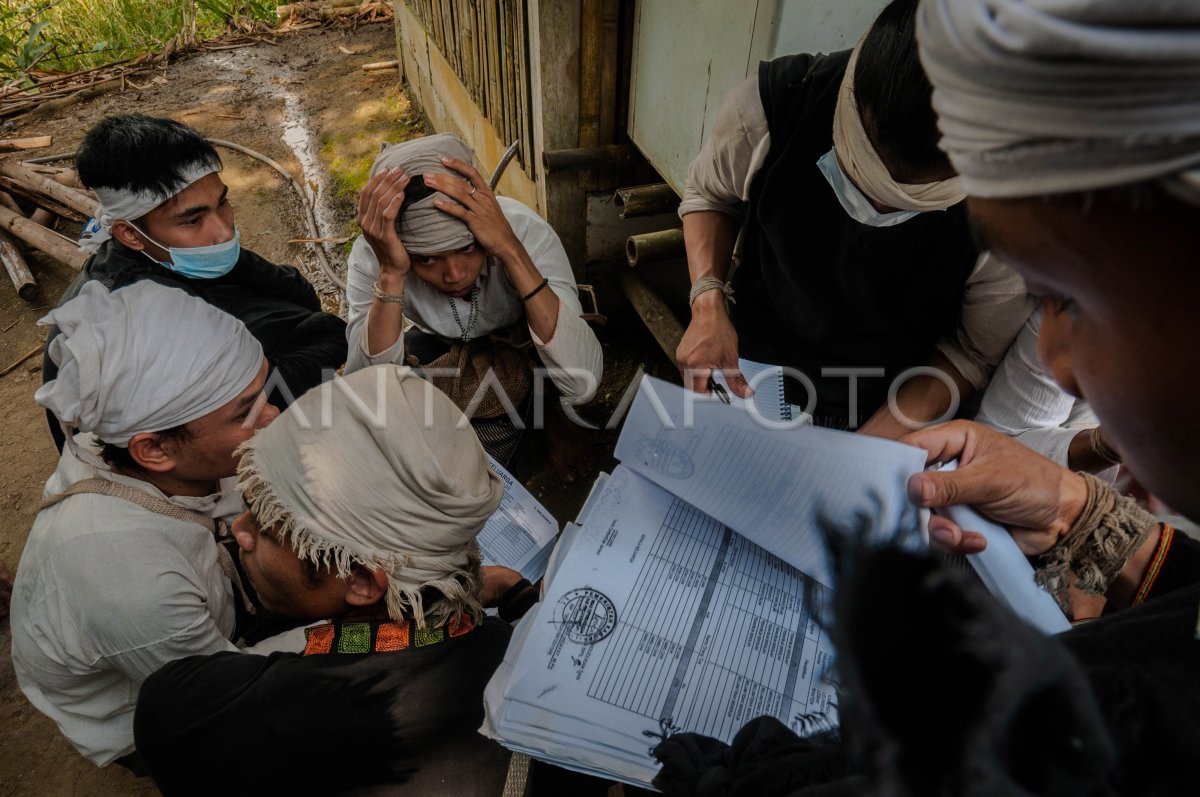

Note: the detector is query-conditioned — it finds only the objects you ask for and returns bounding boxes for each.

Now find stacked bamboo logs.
[0,154,97,300]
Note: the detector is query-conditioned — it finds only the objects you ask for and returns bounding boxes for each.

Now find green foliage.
[0,0,277,83]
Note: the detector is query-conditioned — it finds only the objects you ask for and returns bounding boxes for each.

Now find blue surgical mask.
[816,148,921,228]
[128,223,241,279]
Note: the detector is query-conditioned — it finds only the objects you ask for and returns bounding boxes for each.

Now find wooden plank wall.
[406,0,535,174]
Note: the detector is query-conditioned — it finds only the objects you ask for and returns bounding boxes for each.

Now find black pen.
[707,376,731,405]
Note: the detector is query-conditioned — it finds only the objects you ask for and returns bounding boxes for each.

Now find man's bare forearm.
[683,210,739,287]
[365,269,407,357]
[859,352,976,440]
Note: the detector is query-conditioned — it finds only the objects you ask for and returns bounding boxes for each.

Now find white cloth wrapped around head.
[35,280,264,446]
[833,37,965,212]
[371,132,476,255]
[234,364,504,628]
[79,162,218,254]
[917,0,1200,200]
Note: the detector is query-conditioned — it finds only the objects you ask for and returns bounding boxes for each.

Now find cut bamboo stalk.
[614,183,680,219]
[30,207,56,229]
[277,1,360,15]
[0,135,52,152]
[626,228,685,267]
[276,2,381,21]
[0,204,88,270]
[0,178,87,222]
[0,231,37,300]
[0,160,99,219]
[0,190,21,215]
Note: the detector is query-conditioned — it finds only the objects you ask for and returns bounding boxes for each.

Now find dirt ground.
[0,19,674,795]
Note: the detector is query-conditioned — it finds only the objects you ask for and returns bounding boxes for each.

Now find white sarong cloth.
[917,0,1200,199]
[36,280,263,445]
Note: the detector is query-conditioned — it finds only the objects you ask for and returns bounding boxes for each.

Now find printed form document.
[484,377,1070,786]
[477,456,559,583]
[484,377,925,785]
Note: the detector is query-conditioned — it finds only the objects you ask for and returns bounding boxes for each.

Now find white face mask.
[816,148,922,228]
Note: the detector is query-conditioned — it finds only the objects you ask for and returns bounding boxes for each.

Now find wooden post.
[0,204,88,270]
[529,0,585,275]
[619,269,683,367]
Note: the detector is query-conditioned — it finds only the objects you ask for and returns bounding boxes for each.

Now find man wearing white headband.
[344,132,603,476]
[42,114,346,450]
[133,365,540,795]
[657,2,1200,793]
[10,280,283,768]
[676,0,1030,436]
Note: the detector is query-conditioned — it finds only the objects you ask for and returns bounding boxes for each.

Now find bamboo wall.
[405,0,535,174]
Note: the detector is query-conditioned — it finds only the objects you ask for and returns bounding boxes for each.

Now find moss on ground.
[320,85,430,219]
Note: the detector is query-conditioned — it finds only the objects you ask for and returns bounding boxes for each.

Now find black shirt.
[135,616,514,796]
[733,51,978,426]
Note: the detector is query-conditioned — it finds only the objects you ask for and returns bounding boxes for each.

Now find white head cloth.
[79,162,218,254]
[36,280,263,446]
[235,364,504,627]
[371,132,476,256]
[833,36,965,212]
[917,0,1200,199]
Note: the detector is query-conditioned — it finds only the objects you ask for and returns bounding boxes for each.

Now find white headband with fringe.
[234,364,504,628]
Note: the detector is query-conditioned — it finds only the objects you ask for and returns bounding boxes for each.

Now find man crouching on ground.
[134,364,538,795]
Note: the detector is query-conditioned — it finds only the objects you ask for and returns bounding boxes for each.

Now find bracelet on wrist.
[1034,472,1156,611]
[372,279,405,303]
[521,277,550,302]
[689,276,735,307]
[498,578,538,622]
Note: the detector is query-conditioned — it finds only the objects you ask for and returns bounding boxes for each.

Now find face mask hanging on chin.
[816,148,923,228]
[127,222,242,279]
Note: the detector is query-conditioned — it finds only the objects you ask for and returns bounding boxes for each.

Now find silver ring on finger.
[468,185,478,196]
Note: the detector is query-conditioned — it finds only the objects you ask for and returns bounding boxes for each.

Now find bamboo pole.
[579,0,603,149]
[626,228,685,267]
[0,232,37,300]
[0,204,88,270]
[0,178,88,222]
[0,136,52,153]
[0,160,100,219]
[276,1,362,17]
[30,207,56,228]
[0,190,21,215]
[614,183,679,219]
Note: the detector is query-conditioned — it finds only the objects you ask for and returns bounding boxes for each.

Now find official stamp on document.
[555,587,618,645]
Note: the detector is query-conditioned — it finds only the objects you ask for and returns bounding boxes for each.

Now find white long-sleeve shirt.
[975,311,1099,467]
[679,74,1033,391]
[345,197,603,402]
[11,443,255,765]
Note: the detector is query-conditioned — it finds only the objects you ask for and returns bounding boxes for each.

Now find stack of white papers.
[482,377,933,786]
[483,376,1072,786]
